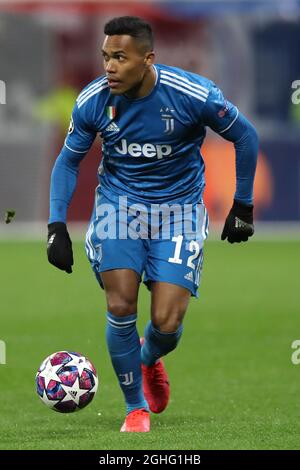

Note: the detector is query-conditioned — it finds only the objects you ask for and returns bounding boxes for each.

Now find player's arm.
[202,84,259,243]
[47,102,97,273]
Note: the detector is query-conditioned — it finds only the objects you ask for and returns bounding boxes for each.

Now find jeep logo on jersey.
[115,139,172,159]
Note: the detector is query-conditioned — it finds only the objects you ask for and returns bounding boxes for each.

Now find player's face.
[102,35,154,97]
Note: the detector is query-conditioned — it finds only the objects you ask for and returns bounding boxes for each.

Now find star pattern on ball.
[38,363,64,388]
[67,354,89,376]
[60,378,90,406]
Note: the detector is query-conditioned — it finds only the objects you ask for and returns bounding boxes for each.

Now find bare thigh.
[150,281,191,332]
[101,269,141,317]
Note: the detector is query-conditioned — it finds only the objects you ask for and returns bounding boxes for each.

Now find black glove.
[221,200,254,244]
[47,222,73,273]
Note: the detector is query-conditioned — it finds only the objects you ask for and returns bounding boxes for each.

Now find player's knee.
[107,298,138,317]
[152,311,183,333]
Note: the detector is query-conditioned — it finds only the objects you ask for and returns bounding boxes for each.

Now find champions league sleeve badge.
[68,116,74,134]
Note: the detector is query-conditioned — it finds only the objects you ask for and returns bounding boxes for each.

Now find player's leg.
[141,202,209,413]
[101,268,140,317]
[101,269,149,431]
[140,282,190,413]
[142,281,190,361]
[85,195,150,431]
[89,262,150,431]
[151,281,190,332]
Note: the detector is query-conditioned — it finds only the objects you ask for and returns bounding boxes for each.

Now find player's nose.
[105,59,117,74]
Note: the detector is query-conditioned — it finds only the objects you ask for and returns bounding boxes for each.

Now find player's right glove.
[47,222,73,273]
[221,200,254,243]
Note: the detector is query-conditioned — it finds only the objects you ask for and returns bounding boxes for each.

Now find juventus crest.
[160,106,175,135]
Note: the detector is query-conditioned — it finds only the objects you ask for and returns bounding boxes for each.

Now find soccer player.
[47,16,258,432]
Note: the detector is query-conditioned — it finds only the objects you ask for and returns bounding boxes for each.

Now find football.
[36,351,98,413]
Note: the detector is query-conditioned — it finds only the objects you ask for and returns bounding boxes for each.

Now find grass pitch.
[0,239,300,450]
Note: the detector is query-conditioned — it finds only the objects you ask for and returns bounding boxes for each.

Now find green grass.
[0,240,300,450]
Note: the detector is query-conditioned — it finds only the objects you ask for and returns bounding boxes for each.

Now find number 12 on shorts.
[168,235,201,270]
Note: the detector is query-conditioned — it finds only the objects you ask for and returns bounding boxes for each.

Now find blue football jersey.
[64,63,239,205]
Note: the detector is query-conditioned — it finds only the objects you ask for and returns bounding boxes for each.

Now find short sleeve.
[202,83,239,134]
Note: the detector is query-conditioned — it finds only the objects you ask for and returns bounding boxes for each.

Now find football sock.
[106,312,149,414]
[141,321,183,367]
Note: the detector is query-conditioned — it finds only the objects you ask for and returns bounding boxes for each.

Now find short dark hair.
[104,16,154,52]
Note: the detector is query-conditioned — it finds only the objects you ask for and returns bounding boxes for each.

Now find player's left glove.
[221,200,254,243]
[47,222,73,273]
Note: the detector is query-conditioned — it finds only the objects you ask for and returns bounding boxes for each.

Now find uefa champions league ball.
[36,351,98,413]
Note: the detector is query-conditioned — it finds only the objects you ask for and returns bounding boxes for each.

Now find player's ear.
[144,52,155,66]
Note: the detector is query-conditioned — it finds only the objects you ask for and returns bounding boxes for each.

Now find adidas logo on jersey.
[184,271,194,282]
[105,122,120,133]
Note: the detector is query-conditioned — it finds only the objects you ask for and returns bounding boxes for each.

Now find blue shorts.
[85,192,209,298]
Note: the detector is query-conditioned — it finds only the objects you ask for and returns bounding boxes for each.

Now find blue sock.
[106,312,149,414]
[141,321,184,367]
